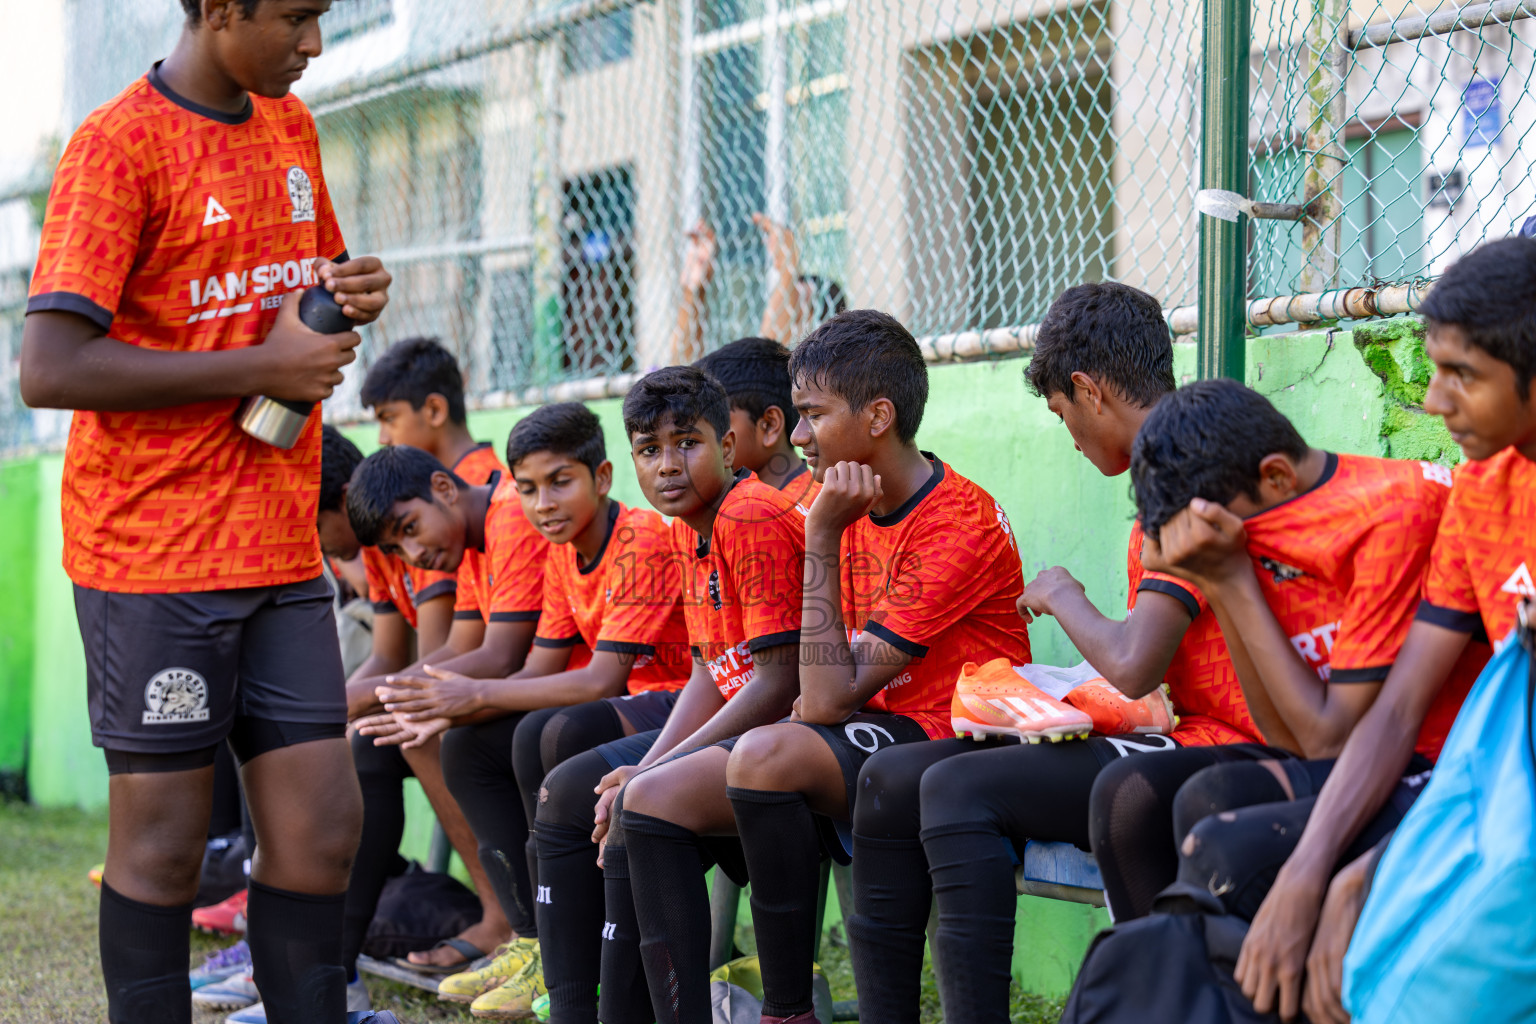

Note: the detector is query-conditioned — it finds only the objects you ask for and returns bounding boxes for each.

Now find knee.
[119,832,206,897]
[618,762,669,820]
[1087,756,1160,847]
[1178,810,1239,877]
[851,746,927,839]
[724,725,805,791]
[915,754,983,833]
[536,751,604,829]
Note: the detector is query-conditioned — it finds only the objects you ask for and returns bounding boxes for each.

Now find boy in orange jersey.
[360,404,691,1018]
[317,426,513,983]
[843,282,1260,1024]
[20,2,394,1020]
[617,311,1031,1024]
[360,336,506,488]
[695,335,819,505]
[1179,239,1536,1023]
[527,367,808,1024]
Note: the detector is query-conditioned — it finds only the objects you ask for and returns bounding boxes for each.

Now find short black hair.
[622,366,732,442]
[320,425,364,513]
[788,309,929,444]
[1026,282,1175,407]
[359,337,468,425]
[506,403,606,475]
[1130,378,1309,542]
[180,0,263,23]
[695,336,794,424]
[346,445,466,548]
[1419,236,1536,397]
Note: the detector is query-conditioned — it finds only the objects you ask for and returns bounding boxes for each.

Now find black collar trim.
[579,501,623,576]
[148,62,253,125]
[451,441,495,472]
[694,469,752,558]
[868,453,944,528]
[1245,451,1339,520]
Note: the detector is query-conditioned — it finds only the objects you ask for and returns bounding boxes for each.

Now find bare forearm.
[668,656,799,753]
[799,535,860,722]
[476,667,626,713]
[1204,574,1352,754]
[427,641,524,681]
[21,331,271,410]
[1048,589,1166,699]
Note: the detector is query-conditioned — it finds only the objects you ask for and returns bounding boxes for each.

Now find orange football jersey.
[1419,446,1536,648]
[28,66,347,593]
[533,503,690,694]
[775,464,821,510]
[451,442,506,487]
[1125,521,1256,746]
[1243,452,1486,760]
[674,472,807,701]
[851,456,1031,738]
[453,474,549,625]
[362,546,455,630]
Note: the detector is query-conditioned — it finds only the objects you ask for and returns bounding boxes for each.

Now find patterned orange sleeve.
[362,550,398,612]
[454,559,483,620]
[486,508,546,622]
[1329,503,1441,680]
[865,522,1019,655]
[719,506,805,649]
[1417,486,1482,633]
[410,565,457,606]
[1126,521,1206,619]
[534,550,582,647]
[27,124,144,329]
[595,518,683,655]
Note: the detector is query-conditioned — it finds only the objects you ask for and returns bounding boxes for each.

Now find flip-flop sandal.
[391,937,486,975]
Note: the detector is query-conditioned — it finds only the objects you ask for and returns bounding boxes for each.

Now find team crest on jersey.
[708,569,722,610]
[287,166,316,223]
[1260,557,1305,584]
[142,668,210,725]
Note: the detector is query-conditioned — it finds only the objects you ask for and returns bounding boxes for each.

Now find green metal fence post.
[1198,0,1251,380]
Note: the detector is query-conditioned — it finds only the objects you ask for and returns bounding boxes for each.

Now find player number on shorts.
[844,722,896,752]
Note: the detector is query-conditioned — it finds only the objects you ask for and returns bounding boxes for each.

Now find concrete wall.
[5,318,1452,993]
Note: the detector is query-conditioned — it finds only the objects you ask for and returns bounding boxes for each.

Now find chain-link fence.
[2,0,1535,449]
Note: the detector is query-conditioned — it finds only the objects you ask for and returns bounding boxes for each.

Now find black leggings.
[443,713,538,935]
[446,702,631,937]
[899,739,1279,1024]
[1172,756,1430,919]
[341,731,413,973]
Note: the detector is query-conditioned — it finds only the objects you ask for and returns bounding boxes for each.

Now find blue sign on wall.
[1463,76,1503,148]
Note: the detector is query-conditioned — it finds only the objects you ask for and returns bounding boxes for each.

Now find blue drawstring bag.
[1344,622,1536,1023]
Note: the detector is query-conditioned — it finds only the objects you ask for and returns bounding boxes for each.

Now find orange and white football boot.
[951,658,1094,743]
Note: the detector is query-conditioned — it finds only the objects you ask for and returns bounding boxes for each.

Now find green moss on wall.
[1351,317,1459,464]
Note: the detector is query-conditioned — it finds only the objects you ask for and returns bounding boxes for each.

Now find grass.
[0,802,1062,1023]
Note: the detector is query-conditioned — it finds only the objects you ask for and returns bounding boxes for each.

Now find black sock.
[727,788,821,1018]
[99,882,193,1024]
[599,835,659,1024]
[622,810,714,1024]
[478,843,537,938]
[921,825,1017,1024]
[845,834,931,1024]
[341,736,408,973]
[245,879,348,1024]
[536,822,605,1024]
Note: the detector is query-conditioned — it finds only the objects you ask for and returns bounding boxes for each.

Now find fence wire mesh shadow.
[2,0,1535,451]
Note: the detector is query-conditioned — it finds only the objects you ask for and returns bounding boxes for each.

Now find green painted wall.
[12,318,1448,994]
[0,457,39,792]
